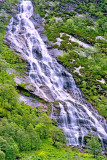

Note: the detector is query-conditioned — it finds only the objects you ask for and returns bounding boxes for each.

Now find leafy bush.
[86,135,102,158]
[49,126,66,146]
[0,150,5,160]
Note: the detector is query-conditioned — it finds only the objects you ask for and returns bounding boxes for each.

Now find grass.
[19,139,105,160]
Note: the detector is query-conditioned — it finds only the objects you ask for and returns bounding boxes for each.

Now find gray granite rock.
[49,48,63,58]
[15,74,55,102]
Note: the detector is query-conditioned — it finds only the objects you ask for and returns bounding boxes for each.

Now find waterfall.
[5,1,107,148]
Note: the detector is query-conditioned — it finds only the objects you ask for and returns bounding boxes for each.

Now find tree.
[3,136,19,160]
[15,129,31,151]
[35,114,53,139]
[27,124,41,150]
[0,120,19,141]
[87,135,102,158]
[0,136,19,160]
[0,136,8,152]
[49,126,66,146]
[35,123,47,139]
[0,150,5,160]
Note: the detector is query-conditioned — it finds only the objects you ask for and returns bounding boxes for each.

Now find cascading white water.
[5,1,107,147]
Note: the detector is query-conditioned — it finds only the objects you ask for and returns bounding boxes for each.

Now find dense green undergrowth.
[19,139,105,160]
[33,0,107,40]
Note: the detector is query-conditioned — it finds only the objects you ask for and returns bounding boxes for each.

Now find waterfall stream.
[5,1,107,147]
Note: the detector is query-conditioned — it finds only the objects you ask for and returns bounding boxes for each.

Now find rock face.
[30,10,62,57]
[19,93,48,111]
[14,73,55,102]
[49,48,63,58]
[30,13,48,44]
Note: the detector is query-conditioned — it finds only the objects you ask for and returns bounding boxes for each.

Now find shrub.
[86,135,102,158]
[49,126,66,146]
[0,150,5,160]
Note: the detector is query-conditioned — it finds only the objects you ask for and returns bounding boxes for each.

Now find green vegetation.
[1,60,104,159]
[19,139,104,160]
[0,0,27,73]
[32,0,107,118]
[33,0,107,40]
[0,0,106,159]
[0,1,58,159]
[86,135,102,158]
[0,30,27,72]
[0,57,68,159]
[58,46,107,118]
[0,69,105,158]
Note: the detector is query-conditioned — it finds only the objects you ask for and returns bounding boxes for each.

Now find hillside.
[32,0,107,118]
[0,0,107,160]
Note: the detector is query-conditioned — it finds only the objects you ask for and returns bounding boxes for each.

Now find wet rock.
[26,62,31,72]
[32,46,43,60]
[39,62,51,77]
[32,62,37,70]
[11,26,16,33]
[30,73,42,84]
[46,44,53,49]
[32,13,42,24]
[103,136,107,148]
[91,126,97,132]
[37,26,45,33]
[40,33,48,43]
[63,81,72,89]
[30,17,39,28]
[30,13,49,44]
[30,36,38,43]
[39,85,55,101]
